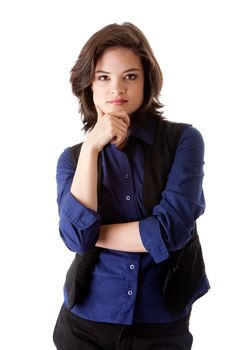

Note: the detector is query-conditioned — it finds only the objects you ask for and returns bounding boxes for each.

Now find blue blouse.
[56,117,210,324]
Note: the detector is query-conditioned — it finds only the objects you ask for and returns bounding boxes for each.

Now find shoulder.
[156,119,204,146]
[175,125,205,161]
[69,142,84,166]
[153,119,189,140]
[154,119,205,160]
[152,119,190,153]
[57,142,83,169]
[155,119,189,134]
[70,141,83,153]
[179,125,204,148]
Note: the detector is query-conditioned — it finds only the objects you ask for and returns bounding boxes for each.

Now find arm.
[70,107,130,211]
[95,222,147,252]
[70,143,99,211]
[57,107,130,252]
[56,148,101,252]
[96,127,205,262]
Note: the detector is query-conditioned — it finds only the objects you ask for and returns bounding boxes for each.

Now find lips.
[108,98,128,106]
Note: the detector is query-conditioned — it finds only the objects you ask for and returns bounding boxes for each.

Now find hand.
[84,106,130,152]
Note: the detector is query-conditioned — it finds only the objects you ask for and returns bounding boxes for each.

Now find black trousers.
[53,304,193,350]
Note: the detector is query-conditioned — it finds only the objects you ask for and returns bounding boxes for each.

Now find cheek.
[92,89,107,112]
[92,88,99,105]
[92,84,103,102]
[92,93,97,105]
[133,85,144,101]
[138,85,144,103]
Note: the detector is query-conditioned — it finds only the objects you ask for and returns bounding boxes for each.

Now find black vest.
[65,119,206,314]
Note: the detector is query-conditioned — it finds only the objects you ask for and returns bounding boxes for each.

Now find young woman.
[53,22,210,350]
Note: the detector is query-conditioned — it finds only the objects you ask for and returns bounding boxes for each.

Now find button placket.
[119,151,135,218]
[126,257,139,299]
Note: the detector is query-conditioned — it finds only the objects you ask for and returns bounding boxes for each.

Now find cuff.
[61,191,101,229]
[139,216,169,263]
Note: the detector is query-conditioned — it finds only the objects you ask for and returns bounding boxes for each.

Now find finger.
[110,126,128,145]
[96,105,104,120]
[111,111,130,127]
[109,118,128,136]
[111,134,123,145]
[111,133,126,146]
[116,120,129,134]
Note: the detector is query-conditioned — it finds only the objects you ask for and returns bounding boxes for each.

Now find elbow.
[58,220,100,253]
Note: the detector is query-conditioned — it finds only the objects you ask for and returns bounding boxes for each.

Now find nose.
[109,80,126,95]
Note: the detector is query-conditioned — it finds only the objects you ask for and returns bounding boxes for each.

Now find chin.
[107,106,131,114]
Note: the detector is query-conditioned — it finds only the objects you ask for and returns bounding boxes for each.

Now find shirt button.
[124,173,129,179]
[130,264,135,270]
[128,290,133,296]
[126,195,131,201]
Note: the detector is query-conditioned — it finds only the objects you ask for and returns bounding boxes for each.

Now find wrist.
[82,139,101,156]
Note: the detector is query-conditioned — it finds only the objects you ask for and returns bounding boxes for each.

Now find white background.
[0,0,232,349]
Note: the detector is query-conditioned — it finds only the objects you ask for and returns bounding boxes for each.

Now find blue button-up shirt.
[56,117,210,324]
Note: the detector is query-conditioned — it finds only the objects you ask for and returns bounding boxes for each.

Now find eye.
[125,74,137,80]
[98,75,109,81]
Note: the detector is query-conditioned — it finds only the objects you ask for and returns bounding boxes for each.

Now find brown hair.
[70,22,164,132]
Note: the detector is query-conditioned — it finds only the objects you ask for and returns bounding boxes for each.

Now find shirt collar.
[130,115,155,146]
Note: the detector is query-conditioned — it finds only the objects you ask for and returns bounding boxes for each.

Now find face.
[91,47,144,116]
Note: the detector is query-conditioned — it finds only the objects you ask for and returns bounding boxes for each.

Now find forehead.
[95,46,142,70]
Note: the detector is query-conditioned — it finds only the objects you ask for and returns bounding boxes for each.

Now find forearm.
[95,221,148,252]
[70,142,99,211]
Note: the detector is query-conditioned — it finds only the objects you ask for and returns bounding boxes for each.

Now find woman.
[53,22,210,350]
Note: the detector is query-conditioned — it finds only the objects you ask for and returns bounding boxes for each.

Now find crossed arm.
[59,115,205,258]
[70,139,147,253]
[96,222,147,252]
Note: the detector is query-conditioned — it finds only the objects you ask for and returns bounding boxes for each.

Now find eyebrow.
[94,68,141,74]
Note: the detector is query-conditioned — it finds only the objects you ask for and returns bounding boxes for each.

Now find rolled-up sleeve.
[56,148,101,252]
[139,126,205,263]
